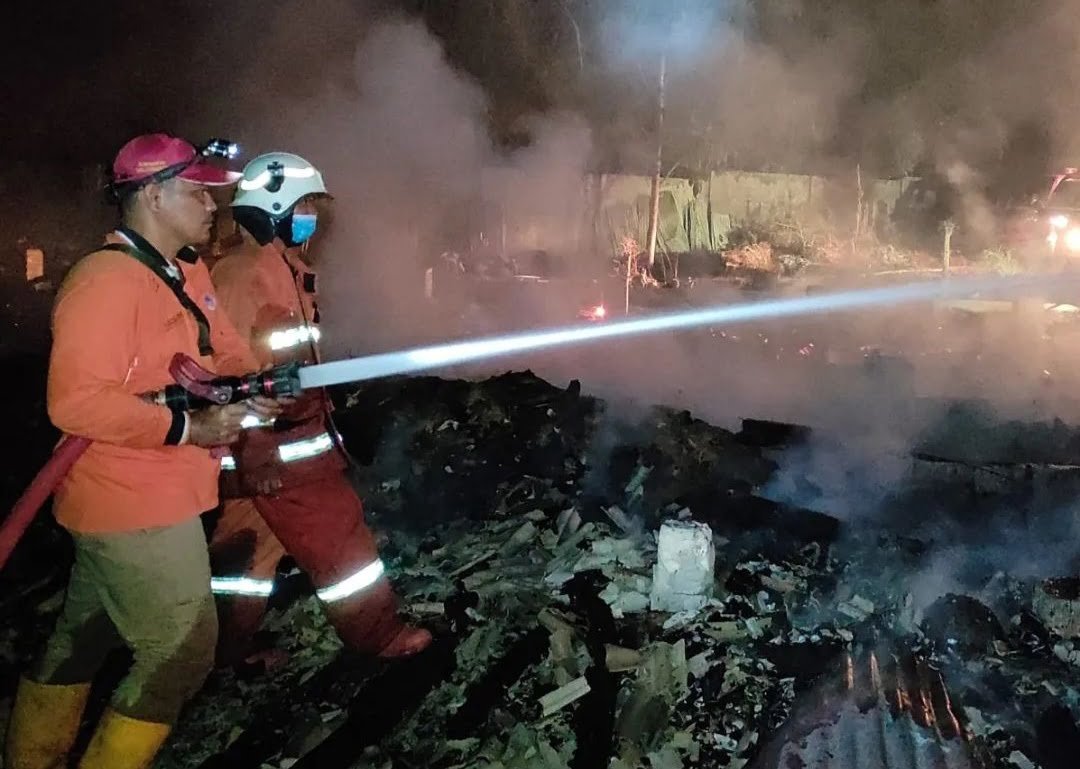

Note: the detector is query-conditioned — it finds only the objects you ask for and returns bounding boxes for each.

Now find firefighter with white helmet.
[208,152,432,666]
[230,152,329,243]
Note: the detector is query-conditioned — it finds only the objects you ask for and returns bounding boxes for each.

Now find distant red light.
[576,303,608,321]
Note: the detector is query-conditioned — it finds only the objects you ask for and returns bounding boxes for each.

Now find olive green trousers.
[32,518,217,723]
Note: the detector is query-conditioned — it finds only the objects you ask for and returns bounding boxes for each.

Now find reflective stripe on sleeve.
[269,325,321,351]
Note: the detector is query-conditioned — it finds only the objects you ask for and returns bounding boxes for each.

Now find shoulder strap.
[100,243,214,356]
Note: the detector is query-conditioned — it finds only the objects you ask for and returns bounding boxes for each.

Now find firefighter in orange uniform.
[4,134,283,769]
[207,152,432,663]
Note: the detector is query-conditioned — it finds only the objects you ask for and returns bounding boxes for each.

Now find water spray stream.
[301,273,1078,388]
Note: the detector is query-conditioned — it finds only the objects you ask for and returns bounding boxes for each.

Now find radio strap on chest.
[101,238,214,356]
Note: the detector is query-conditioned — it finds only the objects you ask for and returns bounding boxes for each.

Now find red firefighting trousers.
[208,498,284,665]
[209,474,403,662]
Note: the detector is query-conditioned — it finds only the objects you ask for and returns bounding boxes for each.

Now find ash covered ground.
[5,277,1080,769]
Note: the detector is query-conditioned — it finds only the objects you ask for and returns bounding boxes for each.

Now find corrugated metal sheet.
[754,646,984,769]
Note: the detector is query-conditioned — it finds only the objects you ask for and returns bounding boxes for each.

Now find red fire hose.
[0,353,286,571]
[0,355,209,571]
[0,435,91,570]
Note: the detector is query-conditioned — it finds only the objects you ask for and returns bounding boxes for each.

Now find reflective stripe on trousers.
[250,475,400,653]
[219,432,334,471]
[210,576,275,596]
[316,559,385,603]
[210,560,384,602]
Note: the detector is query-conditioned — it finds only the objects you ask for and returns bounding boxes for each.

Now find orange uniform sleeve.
[210,304,261,377]
[47,263,176,447]
[212,265,278,370]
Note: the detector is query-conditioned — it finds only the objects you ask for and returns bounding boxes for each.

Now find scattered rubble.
[649,521,715,613]
[1033,579,1080,640]
[334,372,777,534]
[129,371,1080,768]
[5,370,1080,768]
[923,594,1008,656]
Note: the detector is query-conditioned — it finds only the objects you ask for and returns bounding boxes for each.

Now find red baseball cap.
[112,133,241,186]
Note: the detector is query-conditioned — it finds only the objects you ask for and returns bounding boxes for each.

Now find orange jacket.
[48,232,259,533]
[211,239,345,492]
[210,239,320,368]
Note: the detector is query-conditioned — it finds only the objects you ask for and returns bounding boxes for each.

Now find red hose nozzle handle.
[168,354,233,404]
[155,354,301,411]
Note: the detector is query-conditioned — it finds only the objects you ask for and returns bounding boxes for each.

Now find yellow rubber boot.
[77,709,171,769]
[4,677,91,769]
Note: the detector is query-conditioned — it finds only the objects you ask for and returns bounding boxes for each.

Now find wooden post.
[645,53,667,268]
[942,219,955,277]
[852,163,863,257]
[500,206,507,264]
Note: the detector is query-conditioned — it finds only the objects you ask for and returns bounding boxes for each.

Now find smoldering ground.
[238,9,1080,587]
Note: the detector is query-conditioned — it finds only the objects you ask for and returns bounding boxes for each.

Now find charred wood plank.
[291,638,457,768]
[197,585,471,769]
[689,493,840,547]
[445,627,548,738]
[197,653,378,769]
[736,418,812,449]
[1037,703,1080,769]
[563,571,619,769]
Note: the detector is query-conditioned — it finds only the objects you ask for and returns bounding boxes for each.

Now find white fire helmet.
[230,152,329,215]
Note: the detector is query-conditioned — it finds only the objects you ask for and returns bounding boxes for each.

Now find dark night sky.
[0,0,379,166]
[3,1,193,161]
[2,0,1075,186]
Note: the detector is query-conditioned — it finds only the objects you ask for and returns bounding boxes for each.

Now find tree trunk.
[559,0,584,74]
[852,162,863,255]
[943,220,955,277]
[645,53,667,268]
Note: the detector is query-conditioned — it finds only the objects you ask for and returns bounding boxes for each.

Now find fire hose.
[0,435,91,571]
[0,354,301,571]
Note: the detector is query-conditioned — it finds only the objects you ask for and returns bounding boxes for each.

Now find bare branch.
[558,0,585,75]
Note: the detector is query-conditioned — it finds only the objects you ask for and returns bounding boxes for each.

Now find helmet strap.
[232,205,277,246]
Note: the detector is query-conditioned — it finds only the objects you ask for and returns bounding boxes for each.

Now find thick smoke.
[202,0,1080,685]
[676,23,863,174]
[185,15,593,356]
[13,0,1080,612]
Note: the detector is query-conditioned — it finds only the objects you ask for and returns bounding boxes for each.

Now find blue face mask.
[290,213,318,244]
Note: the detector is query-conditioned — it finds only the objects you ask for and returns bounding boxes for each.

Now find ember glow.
[579,304,607,321]
[1065,229,1080,252]
[299,273,1078,388]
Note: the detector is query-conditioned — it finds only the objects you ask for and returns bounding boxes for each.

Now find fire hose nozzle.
[150,354,302,411]
[231,361,304,401]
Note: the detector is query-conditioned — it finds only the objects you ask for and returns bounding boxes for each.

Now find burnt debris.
[4,370,1080,769]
